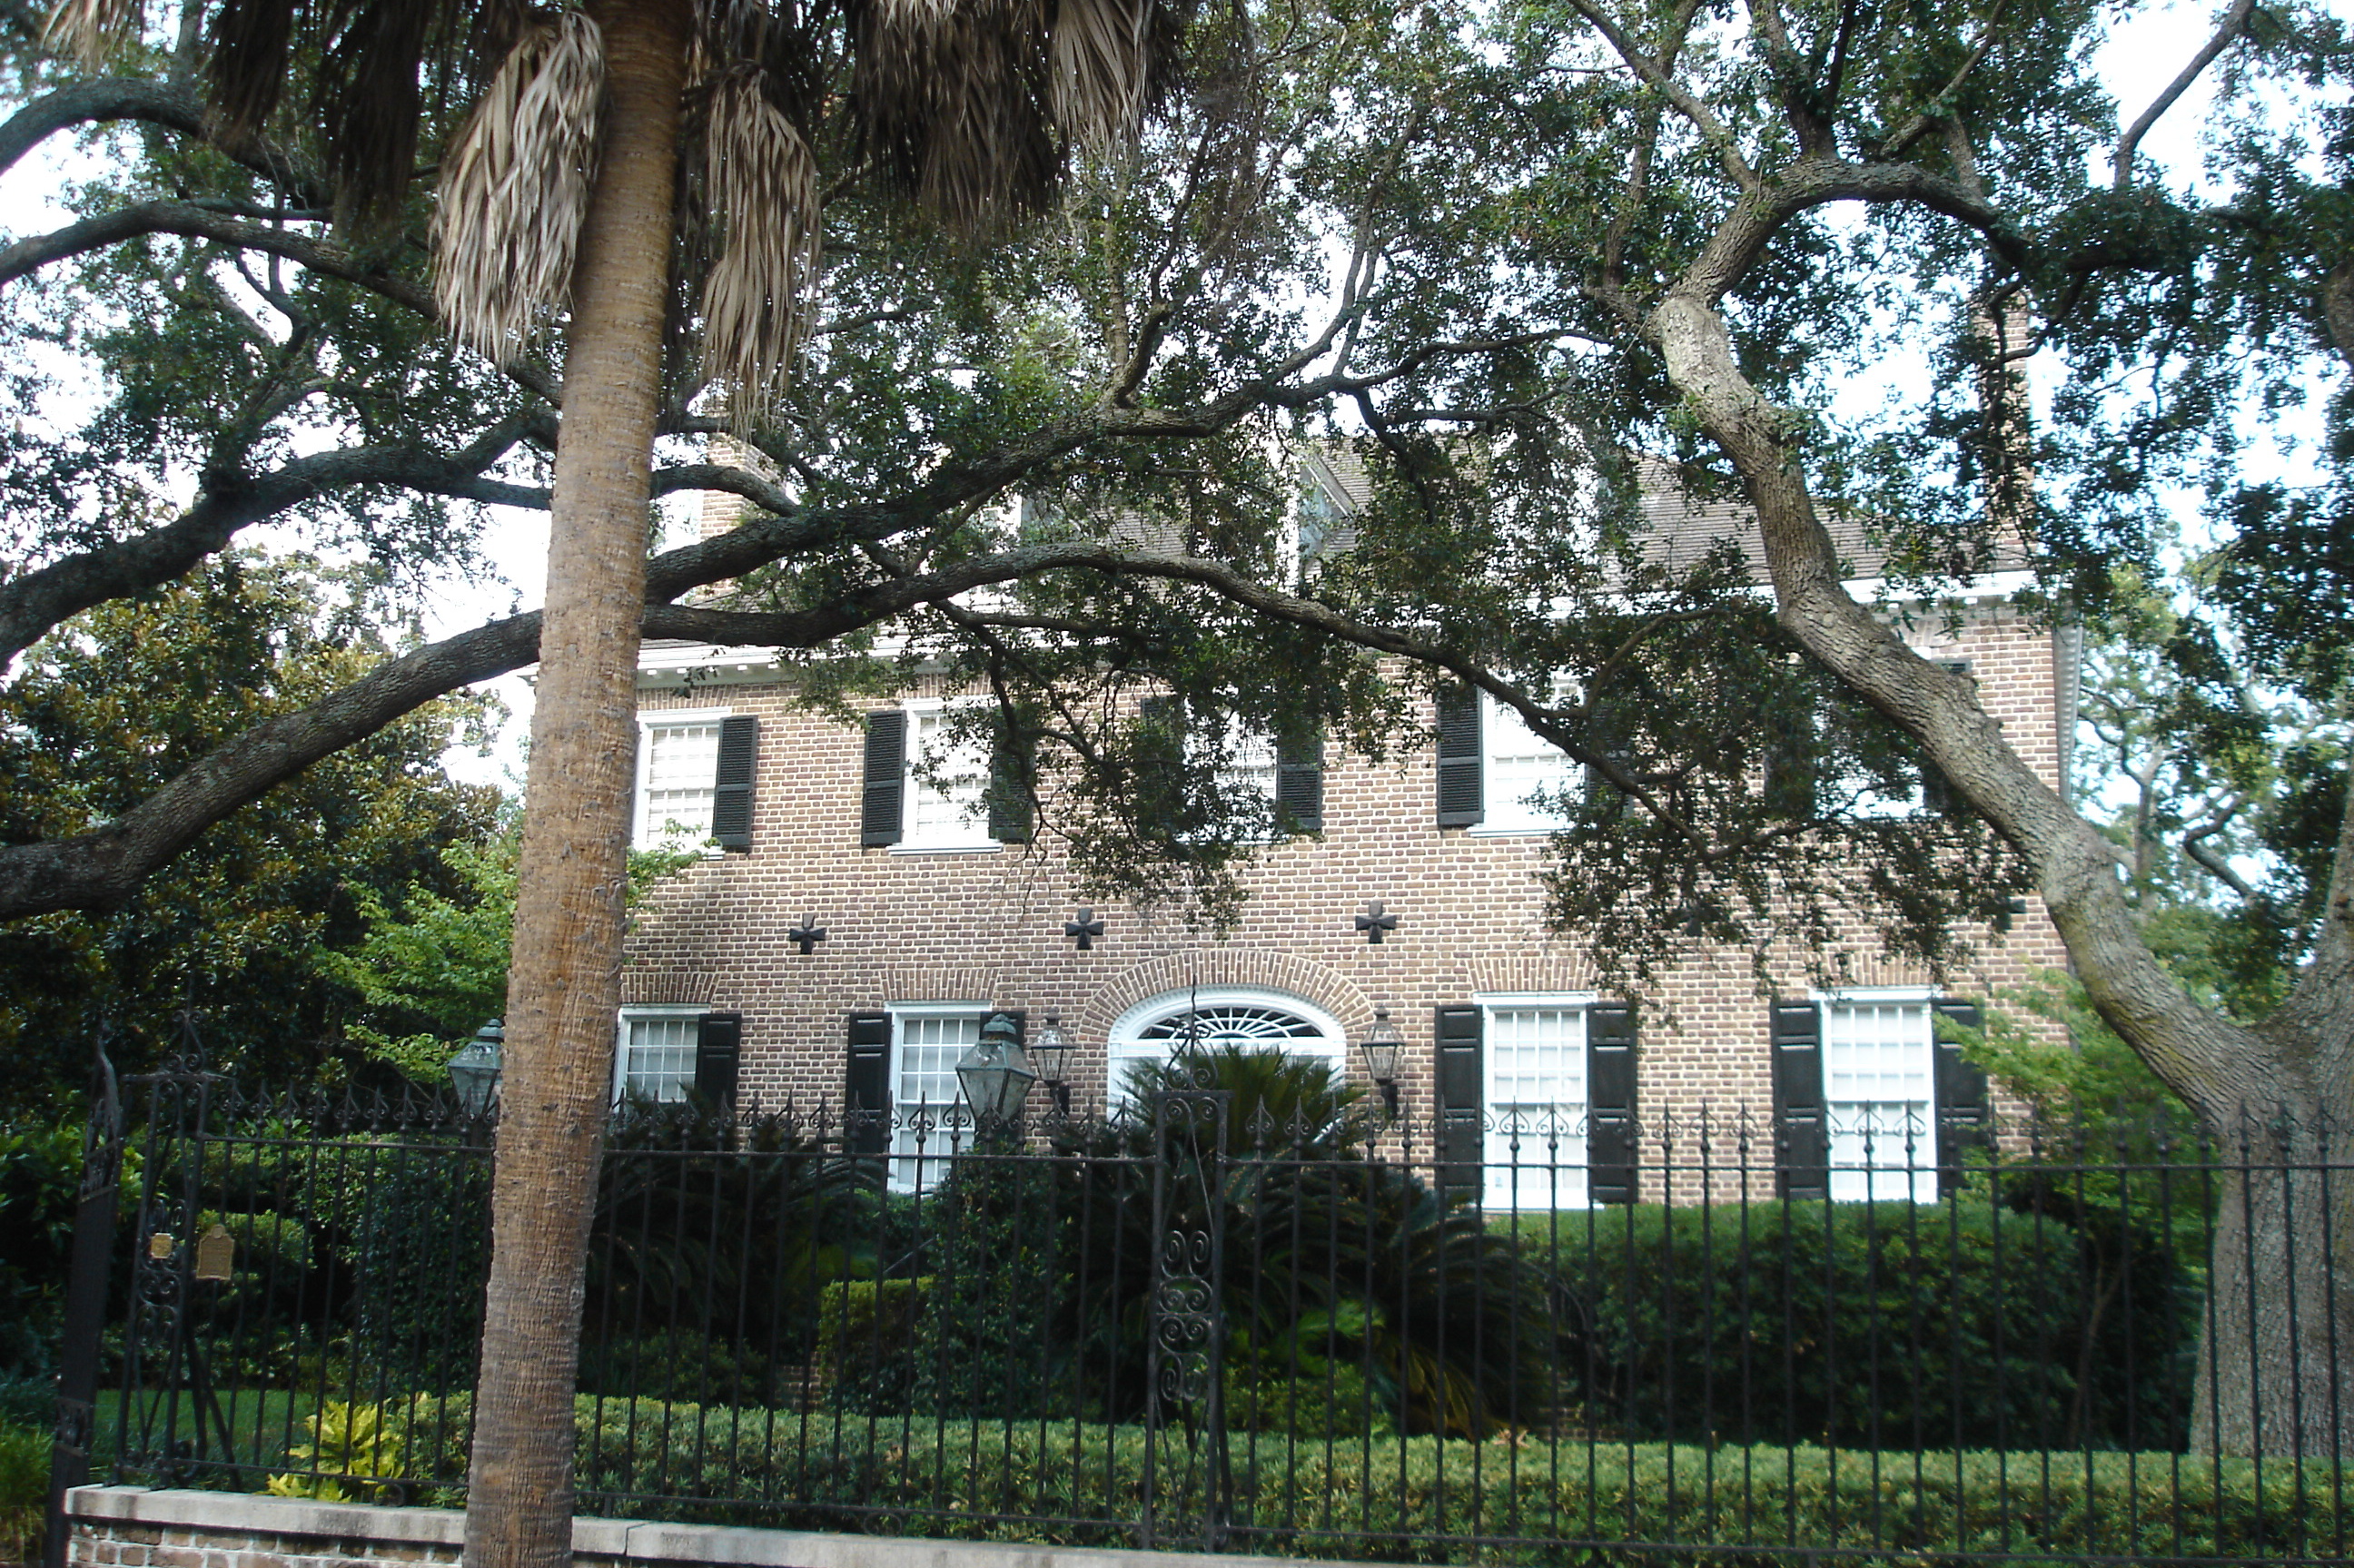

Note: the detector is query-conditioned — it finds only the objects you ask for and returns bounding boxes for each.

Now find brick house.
[615,477,2076,1206]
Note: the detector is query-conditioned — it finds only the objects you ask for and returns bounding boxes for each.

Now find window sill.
[1464,823,1561,839]
[887,842,1004,855]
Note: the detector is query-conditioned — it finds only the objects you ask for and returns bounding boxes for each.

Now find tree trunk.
[2194,1120,2354,1458]
[462,6,690,1568]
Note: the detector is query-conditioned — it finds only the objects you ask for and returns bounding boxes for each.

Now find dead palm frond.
[41,0,140,71]
[700,68,825,435]
[854,0,1064,235]
[1049,0,1157,153]
[432,11,608,366]
[205,0,298,144]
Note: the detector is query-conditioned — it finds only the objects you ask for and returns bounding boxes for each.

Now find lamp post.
[1358,1007,1402,1119]
[449,1018,504,1124]
[954,1011,1037,1143]
[1032,1013,1075,1116]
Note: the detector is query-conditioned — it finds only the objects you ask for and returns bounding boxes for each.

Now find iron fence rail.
[58,1070,2354,1566]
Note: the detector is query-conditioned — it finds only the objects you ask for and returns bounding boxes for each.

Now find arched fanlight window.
[1107,987,1345,1101]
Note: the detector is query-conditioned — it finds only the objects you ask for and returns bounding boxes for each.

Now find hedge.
[366,1395,2349,1564]
[1515,1198,2201,1452]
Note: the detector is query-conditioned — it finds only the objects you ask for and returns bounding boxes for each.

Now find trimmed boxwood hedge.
[372,1395,2346,1565]
[1514,1198,2201,1453]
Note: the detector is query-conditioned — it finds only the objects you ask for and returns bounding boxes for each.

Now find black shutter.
[711,715,757,852]
[1275,721,1324,833]
[846,1011,892,1156]
[1932,998,1991,1194]
[1435,1005,1484,1201]
[1771,1002,1829,1201]
[694,1011,742,1108]
[986,720,1035,844]
[1920,661,1973,819]
[1764,702,1816,818]
[1138,696,1186,834]
[1586,1003,1637,1205]
[861,711,906,847]
[1435,686,1483,827]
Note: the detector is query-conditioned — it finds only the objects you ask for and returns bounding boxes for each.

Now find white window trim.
[1811,986,1940,1203]
[1104,986,1348,1105]
[614,1003,708,1104]
[892,698,1003,854]
[1476,993,1599,1208]
[634,708,733,853]
[885,1000,993,1190]
[1466,691,1581,838]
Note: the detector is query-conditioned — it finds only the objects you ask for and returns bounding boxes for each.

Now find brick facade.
[618,575,2073,1182]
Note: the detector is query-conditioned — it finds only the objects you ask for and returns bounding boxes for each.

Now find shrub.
[374,1395,2352,1565]
[1052,1048,1564,1438]
[264,1400,404,1503]
[1520,1198,2200,1450]
[576,1329,776,1406]
[0,1418,45,1563]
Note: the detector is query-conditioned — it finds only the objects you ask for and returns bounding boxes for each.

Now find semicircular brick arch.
[1078,949,1371,1042]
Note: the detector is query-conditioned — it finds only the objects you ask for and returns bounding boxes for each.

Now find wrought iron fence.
[54,1053,2354,1566]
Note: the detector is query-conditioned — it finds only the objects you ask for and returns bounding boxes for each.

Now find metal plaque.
[193,1223,234,1281]
[147,1232,174,1260]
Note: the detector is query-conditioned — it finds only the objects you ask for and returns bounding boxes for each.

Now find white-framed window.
[1476,696,1579,835]
[636,710,727,849]
[885,1001,989,1188]
[902,701,997,852]
[1819,989,1938,1202]
[1104,988,1347,1105]
[1480,996,1593,1208]
[616,1005,705,1103]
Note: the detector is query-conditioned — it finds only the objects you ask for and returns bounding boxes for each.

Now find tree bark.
[461,5,690,1568]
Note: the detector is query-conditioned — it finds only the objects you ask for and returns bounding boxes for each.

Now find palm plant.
[1052,1048,1564,1437]
[36,1,1189,1558]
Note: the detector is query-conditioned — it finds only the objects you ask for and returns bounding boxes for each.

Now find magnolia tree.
[0,0,2348,1494]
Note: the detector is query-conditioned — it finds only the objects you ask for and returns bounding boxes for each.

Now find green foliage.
[371,1395,2353,1563]
[264,1401,404,1503]
[814,1277,932,1410]
[583,1112,877,1386]
[0,1418,44,1564]
[0,554,501,1111]
[901,1159,1071,1419]
[1522,1198,2201,1453]
[1054,1049,1563,1437]
[321,813,702,1086]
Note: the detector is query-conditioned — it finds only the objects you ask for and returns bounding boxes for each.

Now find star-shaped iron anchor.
[1355,900,1398,944]
[786,915,828,955]
[1063,906,1106,951]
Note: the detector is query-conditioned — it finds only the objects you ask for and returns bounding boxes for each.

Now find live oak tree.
[0,552,499,1116]
[2,0,2350,1478]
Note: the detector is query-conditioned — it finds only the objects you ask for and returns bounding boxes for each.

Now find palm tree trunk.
[463,5,690,1567]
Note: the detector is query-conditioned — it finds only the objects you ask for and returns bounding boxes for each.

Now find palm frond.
[1048,0,1156,153]
[855,0,1063,236]
[700,68,824,435]
[432,12,608,367]
[312,0,453,223]
[41,0,140,70]
[205,0,297,143]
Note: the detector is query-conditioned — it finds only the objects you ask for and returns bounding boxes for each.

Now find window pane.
[1486,1006,1587,1208]
[642,722,721,843]
[893,1011,982,1188]
[1485,702,1574,831]
[1824,1000,1935,1201]
[908,713,989,844]
[622,1016,697,1102]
